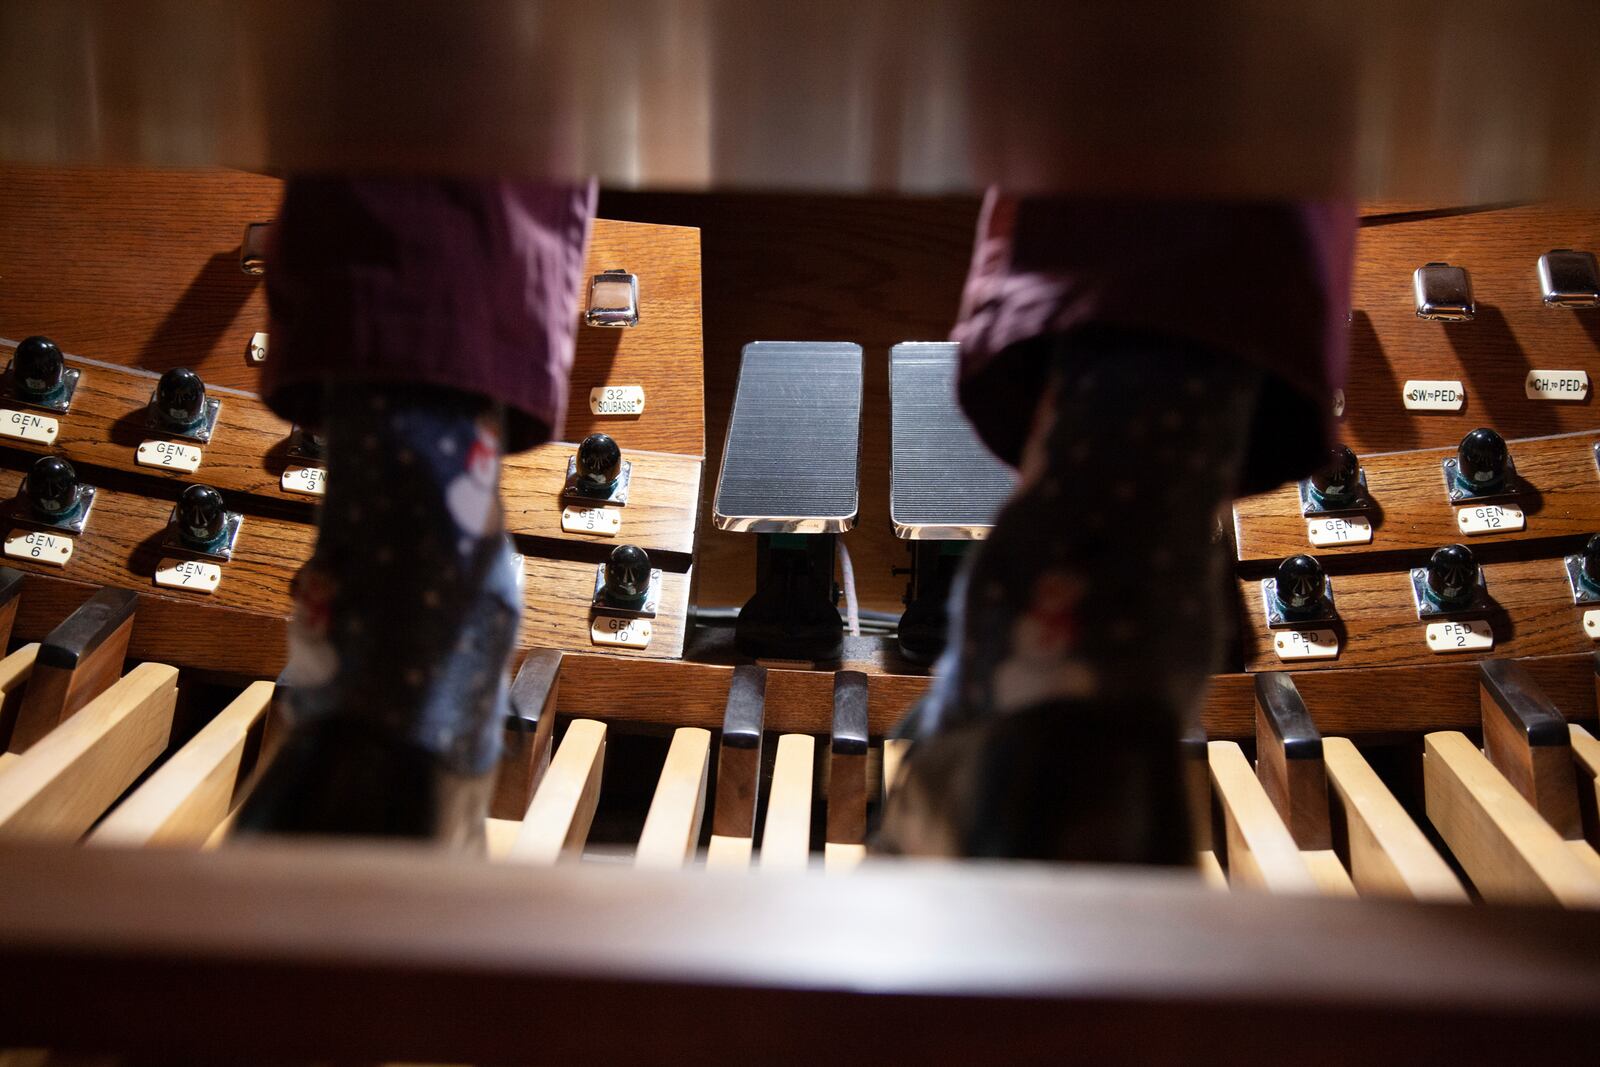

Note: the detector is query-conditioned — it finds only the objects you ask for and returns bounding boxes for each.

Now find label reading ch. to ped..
[1524,370,1589,401]
[1402,380,1465,412]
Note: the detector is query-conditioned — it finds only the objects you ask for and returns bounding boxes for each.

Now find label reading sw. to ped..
[0,409,59,446]
[1524,370,1589,401]
[1402,380,1465,412]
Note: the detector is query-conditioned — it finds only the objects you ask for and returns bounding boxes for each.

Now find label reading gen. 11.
[1307,514,1372,547]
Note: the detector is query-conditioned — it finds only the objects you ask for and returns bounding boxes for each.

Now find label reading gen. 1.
[0,409,59,446]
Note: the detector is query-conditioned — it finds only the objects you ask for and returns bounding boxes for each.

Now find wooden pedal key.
[491,650,563,820]
[706,664,766,870]
[823,670,868,873]
[1478,660,1600,880]
[5,587,137,755]
[1207,740,1317,894]
[1253,672,1356,896]
[1182,722,1226,889]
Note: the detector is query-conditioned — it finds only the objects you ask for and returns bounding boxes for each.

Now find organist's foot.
[876,335,1260,862]
[232,386,520,846]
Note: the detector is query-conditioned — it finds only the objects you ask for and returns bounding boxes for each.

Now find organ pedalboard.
[0,170,1598,1063]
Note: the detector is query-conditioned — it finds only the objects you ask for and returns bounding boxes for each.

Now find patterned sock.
[234,385,521,844]
[880,331,1261,860]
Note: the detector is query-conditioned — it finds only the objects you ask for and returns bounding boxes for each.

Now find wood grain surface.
[0,466,692,661]
[0,166,705,455]
[1234,429,1600,563]
[1340,204,1600,455]
[0,355,703,555]
[1239,555,1600,672]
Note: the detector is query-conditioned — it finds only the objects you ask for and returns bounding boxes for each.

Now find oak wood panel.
[1342,204,1600,454]
[1234,430,1600,563]
[0,166,706,455]
[565,221,706,456]
[2,844,1599,1066]
[0,355,702,555]
[0,468,692,660]
[1239,556,1598,672]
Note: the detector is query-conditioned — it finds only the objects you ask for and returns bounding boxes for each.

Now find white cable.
[837,539,861,637]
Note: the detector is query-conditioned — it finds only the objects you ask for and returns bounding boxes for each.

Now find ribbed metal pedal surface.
[890,342,1015,538]
[714,342,862,532]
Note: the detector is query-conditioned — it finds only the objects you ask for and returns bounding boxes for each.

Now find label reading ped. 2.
[1425,619,1493,653]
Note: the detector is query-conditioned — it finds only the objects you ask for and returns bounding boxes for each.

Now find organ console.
[1,169,1599,1063]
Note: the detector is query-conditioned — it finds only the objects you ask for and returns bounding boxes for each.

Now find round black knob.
[13,336,64,398]
[1583,534,1600,588]
[604,544,651,604]
[155,367,207,427]
[176,484,226,545]
[1274,554,1327,614]
[1426,544,1479,607]
[25,455,78,517]
[576,433,622,491]
[1456,427,1509,491]
[1310,445,1361,504]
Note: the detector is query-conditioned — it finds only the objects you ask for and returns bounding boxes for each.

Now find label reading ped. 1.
[589,385,646,416]
[591,615,653,649]
[1425,619,1493,653]
[1401,380,1465,412]
[3,530,72,567]
[1273,628,1339,662]
[1456,503,1525,535]
[0,409,59,446]
[281,465,327,497]
[1525,369,1588,401]
[1307,514,1372,547]
[154,557,221,594]
[561,505,621,536]
[136,440,202,473]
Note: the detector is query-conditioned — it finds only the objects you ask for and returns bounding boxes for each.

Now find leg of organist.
[230,177,597,844]
[878,196,1355,861]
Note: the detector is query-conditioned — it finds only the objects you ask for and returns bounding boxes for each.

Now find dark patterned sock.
[233,385,520,845]
[880,332,1261,861]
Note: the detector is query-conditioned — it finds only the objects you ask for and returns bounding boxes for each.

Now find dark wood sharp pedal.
[706,664,767,869]
[6,587,137,753]
[1478,660,1584,840]
[825,670,869,870]
[490,649,564,821]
